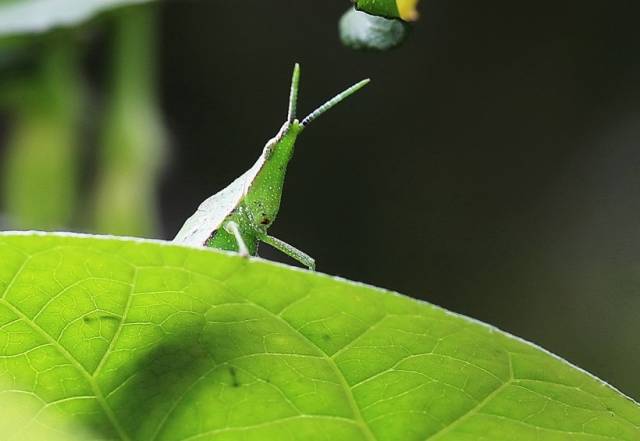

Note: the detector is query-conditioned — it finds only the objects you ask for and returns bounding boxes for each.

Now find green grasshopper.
[173,64,369,270]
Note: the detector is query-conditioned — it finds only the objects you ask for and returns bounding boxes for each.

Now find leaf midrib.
[247,298,379,441]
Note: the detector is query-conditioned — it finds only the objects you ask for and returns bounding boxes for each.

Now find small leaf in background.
[354,0,420,22]
[340,8,410,51]
[0,0,154,37]
[0,232,638,440]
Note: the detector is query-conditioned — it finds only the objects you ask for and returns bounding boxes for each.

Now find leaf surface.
[0,232,638,440]
[0,0,153,37]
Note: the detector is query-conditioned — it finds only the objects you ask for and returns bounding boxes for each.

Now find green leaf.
[0,232,638,440]
[340,8,409,52]
[0,0,153,38]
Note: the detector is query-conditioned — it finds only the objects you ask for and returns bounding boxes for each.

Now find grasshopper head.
[246,64,369,231]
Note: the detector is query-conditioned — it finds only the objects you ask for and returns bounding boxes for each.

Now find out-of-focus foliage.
[1,36,83,229]
[93,7,167,237]
[340,8,409,51]
[0,0,153,37]
[0,2,166,237]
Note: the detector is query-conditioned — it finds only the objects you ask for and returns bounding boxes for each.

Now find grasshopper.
[174,64,369,270]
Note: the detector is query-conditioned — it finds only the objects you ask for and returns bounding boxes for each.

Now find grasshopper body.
[174,64,369,270]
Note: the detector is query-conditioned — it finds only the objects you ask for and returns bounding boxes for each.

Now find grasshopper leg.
[224,221,249,257]
[260,234,315,270]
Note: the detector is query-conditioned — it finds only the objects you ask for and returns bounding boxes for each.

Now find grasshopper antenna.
[301,78,370,128]
[287,63,301,123]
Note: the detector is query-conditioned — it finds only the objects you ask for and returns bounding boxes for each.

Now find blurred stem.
[2,35,83,230]
[93,5,166,237]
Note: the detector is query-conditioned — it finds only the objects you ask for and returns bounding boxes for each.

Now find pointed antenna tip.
[355,78,371,89]
[288,64,301,122]
[300,77,371,127]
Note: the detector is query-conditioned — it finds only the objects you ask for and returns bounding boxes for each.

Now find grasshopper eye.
[260,215,271,225]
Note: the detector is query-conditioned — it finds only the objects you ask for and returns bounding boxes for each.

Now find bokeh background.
[1,0,640,400]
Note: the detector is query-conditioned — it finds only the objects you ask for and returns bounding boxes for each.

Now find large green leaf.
[0,0,153,37]
[0,232,638,440]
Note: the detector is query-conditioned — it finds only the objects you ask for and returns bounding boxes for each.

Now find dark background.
[157,0,640,398]
[154,0,640,398]
[27,0,640,398]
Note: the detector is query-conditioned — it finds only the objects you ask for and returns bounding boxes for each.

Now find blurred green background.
[1,0,639,401]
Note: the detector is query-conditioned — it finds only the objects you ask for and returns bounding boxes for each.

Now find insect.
[173,64,369,270]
